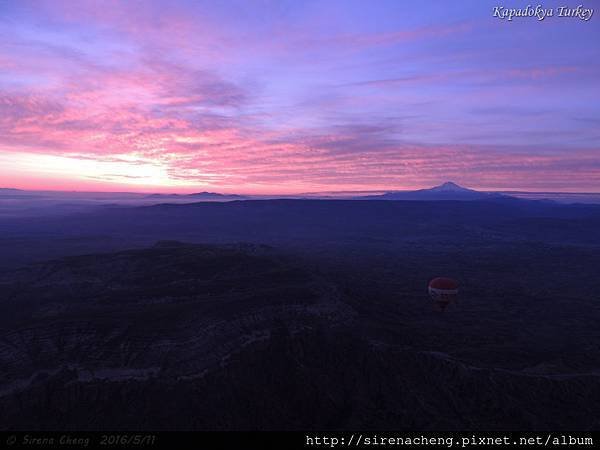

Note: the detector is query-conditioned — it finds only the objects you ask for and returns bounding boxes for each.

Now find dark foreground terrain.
[1,199,600,430]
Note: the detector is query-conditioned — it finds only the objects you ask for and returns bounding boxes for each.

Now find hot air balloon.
[428,277,458,311]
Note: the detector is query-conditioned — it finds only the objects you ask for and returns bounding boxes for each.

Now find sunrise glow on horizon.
[1,0,599,194]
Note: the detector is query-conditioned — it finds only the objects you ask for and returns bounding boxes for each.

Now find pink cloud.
[1,1,598,194]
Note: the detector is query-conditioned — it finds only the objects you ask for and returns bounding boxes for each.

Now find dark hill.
[1,198,600,271]
[1,241,600,430]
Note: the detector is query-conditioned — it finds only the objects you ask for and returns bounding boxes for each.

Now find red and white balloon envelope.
[428,277,459,311]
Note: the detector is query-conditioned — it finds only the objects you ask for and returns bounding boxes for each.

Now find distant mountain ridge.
[360,181,507,201]
[146,191,247,201]
[429,181,474,192]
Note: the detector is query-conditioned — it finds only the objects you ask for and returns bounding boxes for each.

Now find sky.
[0,0,599,194]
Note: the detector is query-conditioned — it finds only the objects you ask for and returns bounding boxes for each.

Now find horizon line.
[2,186,600,196]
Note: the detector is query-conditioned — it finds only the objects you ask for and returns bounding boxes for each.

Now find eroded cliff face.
[1,242,599,430]
[0,242,356,429]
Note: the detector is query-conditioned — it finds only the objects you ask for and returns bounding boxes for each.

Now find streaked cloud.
[0,0,598,193]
